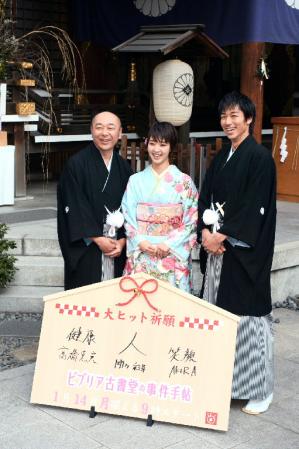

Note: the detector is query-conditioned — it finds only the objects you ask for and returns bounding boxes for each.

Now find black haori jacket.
[57,143,132,290]
[198,135,277,316]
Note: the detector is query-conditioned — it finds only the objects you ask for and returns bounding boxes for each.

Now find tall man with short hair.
[198,91,276,414]
[57,111,133,290]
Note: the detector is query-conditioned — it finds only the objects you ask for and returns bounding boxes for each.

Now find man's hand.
[202,229,226,255]
[139,240,157,256]
[91,236,116,254]
[105,238,126,258]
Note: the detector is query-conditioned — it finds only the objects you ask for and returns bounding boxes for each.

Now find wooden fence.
[47,135,223,189]
[120,135,223,190]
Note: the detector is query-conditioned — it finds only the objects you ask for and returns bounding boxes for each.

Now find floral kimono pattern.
[121,165,198,292]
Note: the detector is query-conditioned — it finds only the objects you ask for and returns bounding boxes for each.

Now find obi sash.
[137,202,183,236]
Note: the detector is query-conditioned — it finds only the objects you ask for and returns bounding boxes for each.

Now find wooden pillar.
[178,121,190,145]
[240,42,265,143]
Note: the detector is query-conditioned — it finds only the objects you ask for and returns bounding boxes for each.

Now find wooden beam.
[112,32,144,52]
[240,42,265,143]
[162,31,196,55]
[194,32,229,59]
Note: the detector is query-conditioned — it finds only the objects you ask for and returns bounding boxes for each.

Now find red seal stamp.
[205,411,218,425]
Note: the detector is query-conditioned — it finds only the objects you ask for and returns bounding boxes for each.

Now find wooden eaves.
[112,24,228,59]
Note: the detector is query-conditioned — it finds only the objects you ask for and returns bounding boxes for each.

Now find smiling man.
[198,91,277,415]
[57,111,132,290]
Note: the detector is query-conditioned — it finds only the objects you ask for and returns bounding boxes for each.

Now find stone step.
[9,236,61,257]
[0,286,63,313]
[12,256,64,287]
[6,218,61,257]
[24,237,61,257]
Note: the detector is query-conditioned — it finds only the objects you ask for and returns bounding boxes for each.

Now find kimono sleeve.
[220,151,276,247]
[197,155,218,239]
[164,177,198,262]
[121,176,145,255]
[57,158,101,243]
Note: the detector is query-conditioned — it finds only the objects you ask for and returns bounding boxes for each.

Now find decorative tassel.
[203,202,225,233]
[105,206,125,238]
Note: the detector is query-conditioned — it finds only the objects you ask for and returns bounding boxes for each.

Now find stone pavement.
[0,308,298,449]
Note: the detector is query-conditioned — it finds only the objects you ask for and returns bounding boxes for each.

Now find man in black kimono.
[198,92,276,415]
[57,111,133,290]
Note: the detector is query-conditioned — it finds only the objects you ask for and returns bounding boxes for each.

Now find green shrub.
[0,223,17,288]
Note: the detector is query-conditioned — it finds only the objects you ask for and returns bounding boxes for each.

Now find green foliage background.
[0,223,17,288]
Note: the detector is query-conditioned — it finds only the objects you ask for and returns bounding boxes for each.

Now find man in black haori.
[57,111,132,290]
[198,91,276,414]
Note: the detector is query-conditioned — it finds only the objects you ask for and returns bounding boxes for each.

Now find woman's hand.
[156,243,170,258]
[139,240,157,256]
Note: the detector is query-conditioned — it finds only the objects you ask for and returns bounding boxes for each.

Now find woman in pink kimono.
[121,122,198,292]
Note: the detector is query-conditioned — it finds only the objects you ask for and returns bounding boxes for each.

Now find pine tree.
[0,223,17,288]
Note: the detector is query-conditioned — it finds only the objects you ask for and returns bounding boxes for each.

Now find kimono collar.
[226,134,255,162]
[91,142,114,171]
[227,146,235,162]
[104,153,113,172]
[150,164,173,179]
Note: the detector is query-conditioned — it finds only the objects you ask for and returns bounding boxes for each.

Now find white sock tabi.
[241,393,273,415]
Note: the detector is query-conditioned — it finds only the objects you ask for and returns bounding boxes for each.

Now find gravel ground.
[0,312,42,371]
[272,294,299,311]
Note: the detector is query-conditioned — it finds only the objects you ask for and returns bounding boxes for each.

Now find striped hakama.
[101,223,115,282]
[203,253,274,400]
[101,254,114,281]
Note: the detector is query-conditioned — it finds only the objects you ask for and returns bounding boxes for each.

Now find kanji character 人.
[119,332,146,355]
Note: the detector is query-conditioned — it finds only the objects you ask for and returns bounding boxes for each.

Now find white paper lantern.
[153,59,194,126]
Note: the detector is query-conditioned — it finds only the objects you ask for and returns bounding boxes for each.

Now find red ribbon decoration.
[117,276,159,311]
